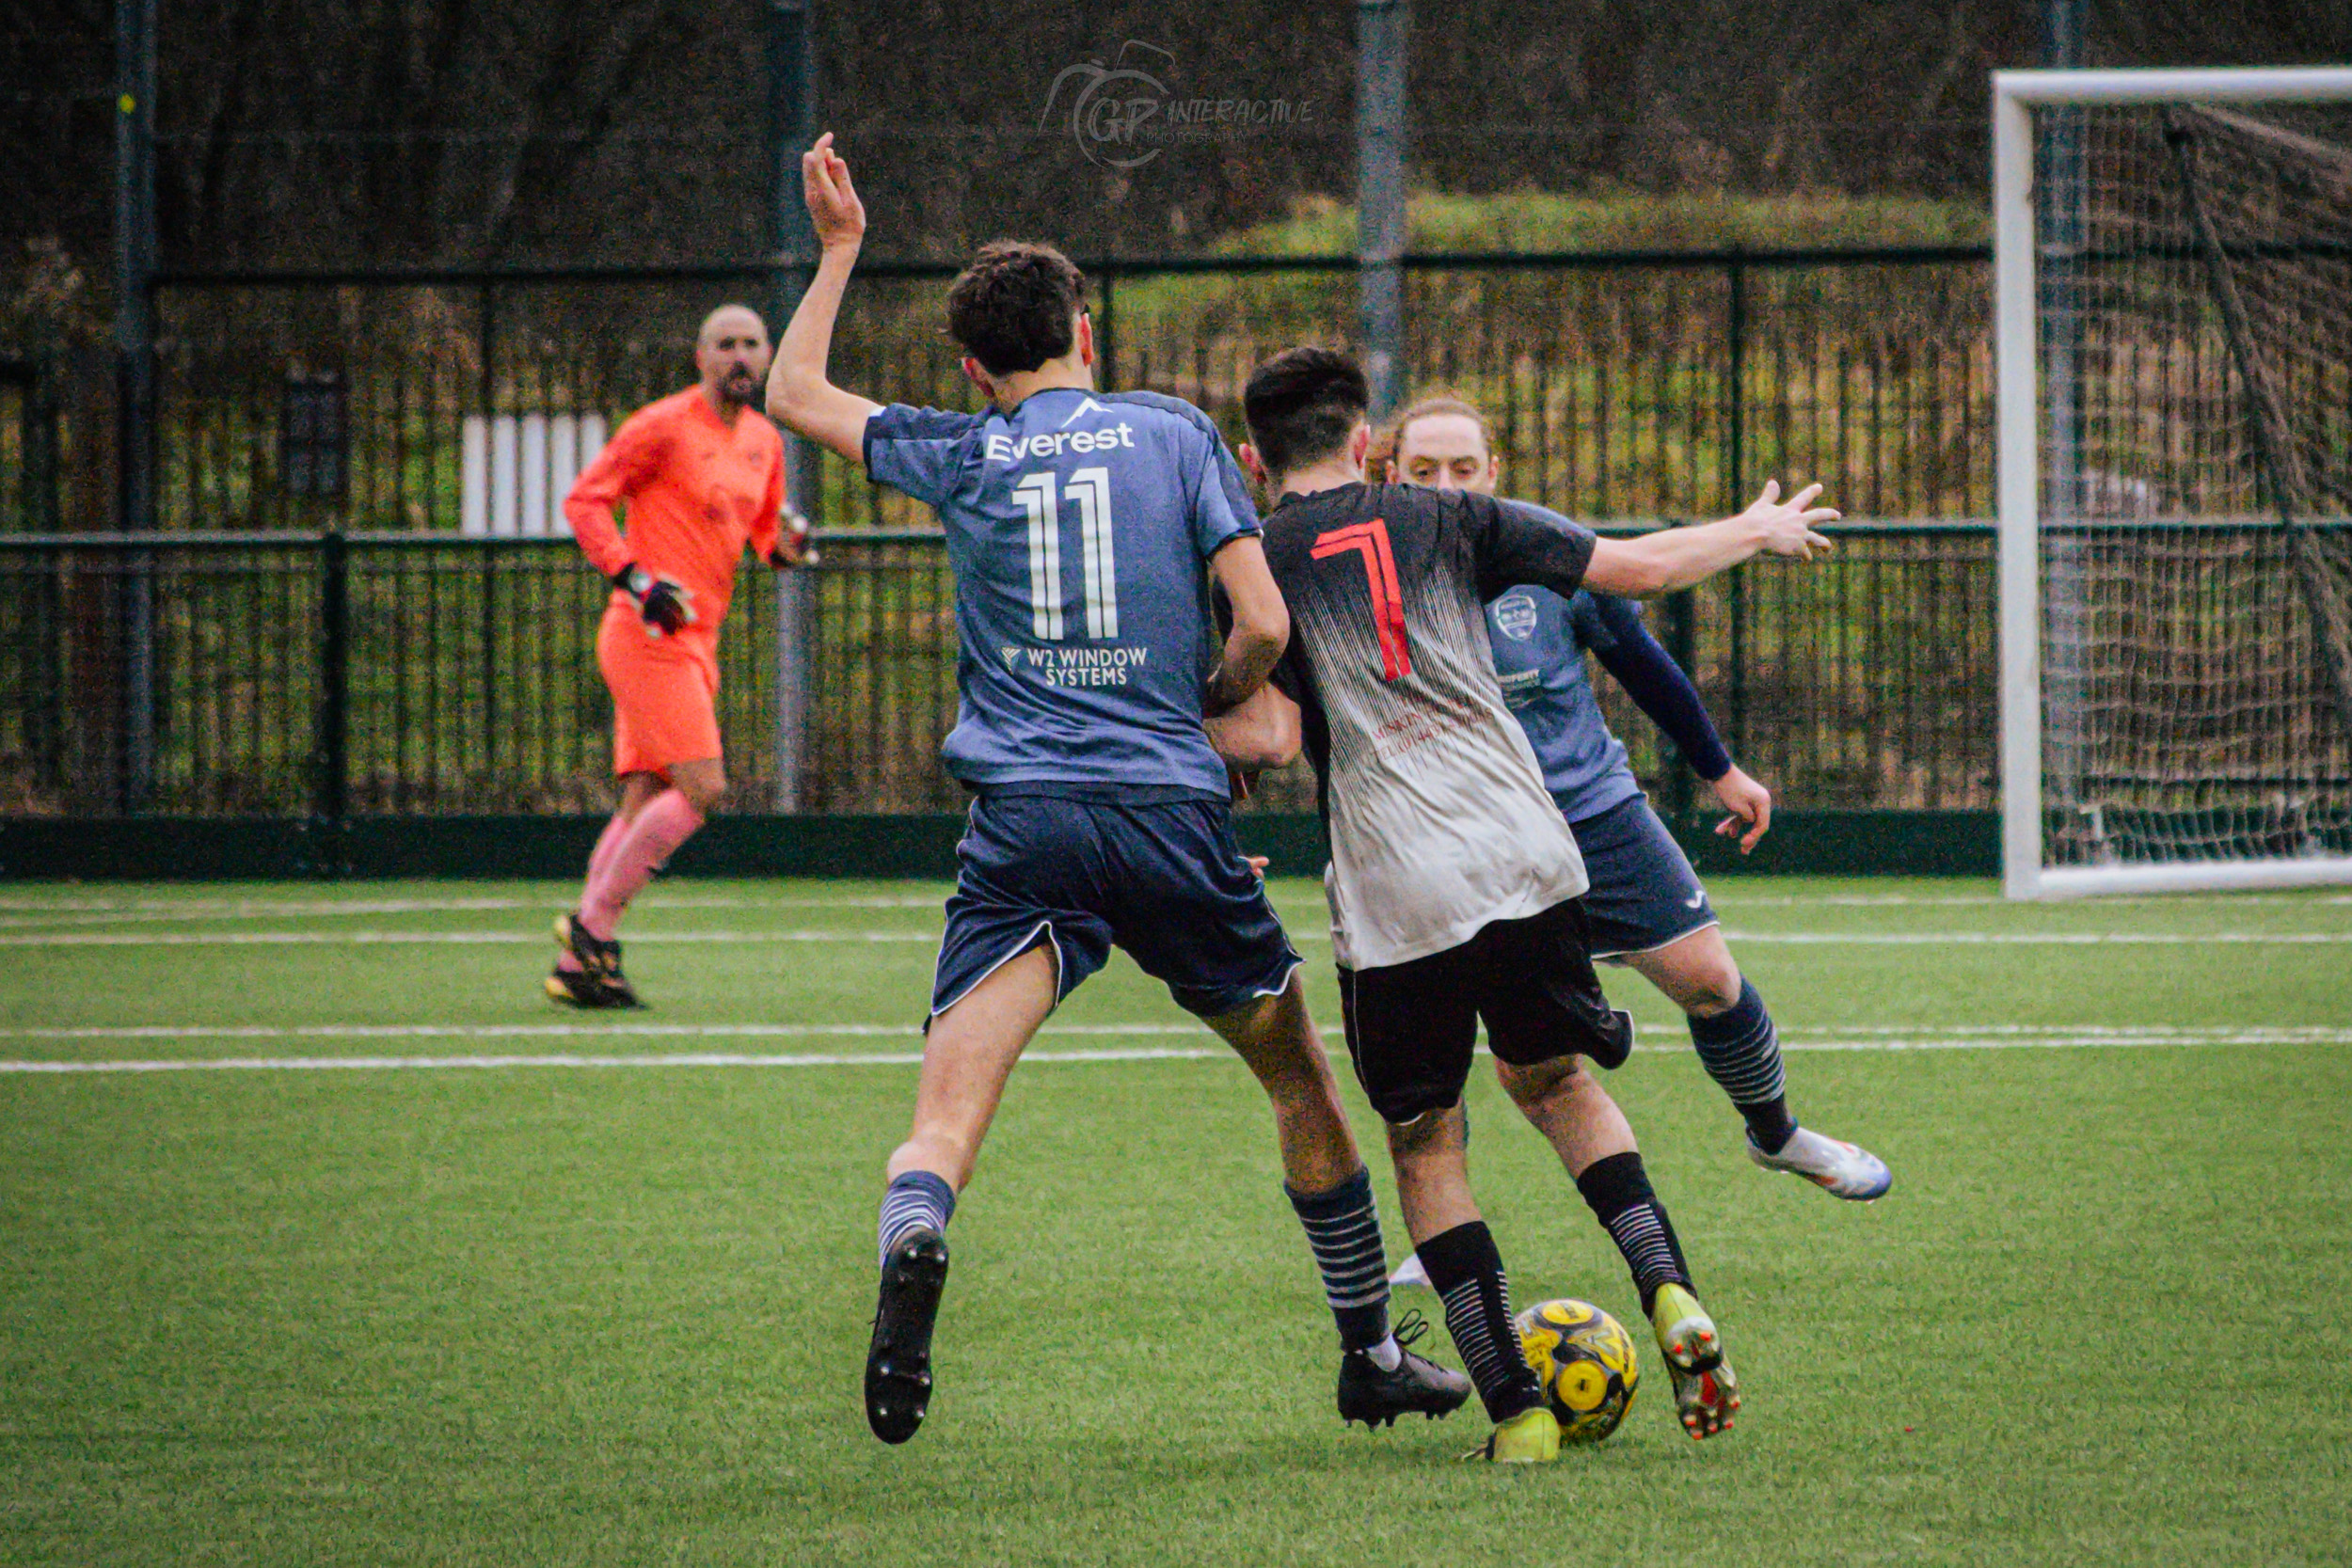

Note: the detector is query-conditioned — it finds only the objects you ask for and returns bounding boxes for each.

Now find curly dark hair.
[1242,346,1370,479]
[945,241,1088,376]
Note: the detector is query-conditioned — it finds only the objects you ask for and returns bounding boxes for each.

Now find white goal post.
[1995,68,2352,897]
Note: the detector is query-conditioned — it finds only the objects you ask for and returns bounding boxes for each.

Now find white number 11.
[1013,467,1117,641]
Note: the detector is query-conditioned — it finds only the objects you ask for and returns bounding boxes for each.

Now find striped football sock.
[877,1170,955,1270]
[1284,1167,1395,1357]
[1575,1150,1692,1316]
[1417,1220,1544,1422]
[1688,978,1799,1154]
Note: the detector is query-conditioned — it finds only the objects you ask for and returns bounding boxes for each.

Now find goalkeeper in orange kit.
[550,303,814,1007]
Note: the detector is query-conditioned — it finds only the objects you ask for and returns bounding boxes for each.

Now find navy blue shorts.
[930,792,1302,1021]
[1569,794,1718,959]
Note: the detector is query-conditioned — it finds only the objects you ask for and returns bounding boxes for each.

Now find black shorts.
[1335,897,1634,1125]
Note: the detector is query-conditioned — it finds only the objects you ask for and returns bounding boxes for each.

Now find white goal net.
[1995,70,2352,896]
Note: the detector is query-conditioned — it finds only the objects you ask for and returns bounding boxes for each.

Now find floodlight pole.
[1357,0,1407,421]
[769,0,817,813]
[114,0,158,812]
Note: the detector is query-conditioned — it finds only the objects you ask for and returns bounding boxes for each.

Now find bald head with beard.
[696,304,771,416]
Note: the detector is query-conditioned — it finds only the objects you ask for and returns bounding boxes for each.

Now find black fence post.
[24,355,60,532]
[1724,257,1750,763]
[315,529,350,879]
[767,0,818,811]
[481,548,499,773]
[1097,260,1118,388]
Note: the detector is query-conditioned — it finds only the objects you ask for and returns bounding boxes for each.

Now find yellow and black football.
[1514,1297,1640,1443]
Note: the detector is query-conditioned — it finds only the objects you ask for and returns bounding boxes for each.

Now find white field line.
[7,1021,2346,1045]
[5,926,2349,948]
[3,1025,2346,1075]
[1724,929,2352,944]
[0,895,942,927]
[0,1021,1207,1040]
[7,890,2347,925]
[0,928,944,947]
[0,1047,1223,1074]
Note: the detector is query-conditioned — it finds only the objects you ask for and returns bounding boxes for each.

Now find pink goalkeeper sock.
[558,812,635,971]
[580,789,705,940]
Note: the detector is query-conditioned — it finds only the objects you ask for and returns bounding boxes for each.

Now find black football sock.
[876,1170,955,1271]
[1574,1150,1693,1316]
[1689,979,1799,1154]
[1284,1166,1396,1360]
[1416,1220,1545,1423]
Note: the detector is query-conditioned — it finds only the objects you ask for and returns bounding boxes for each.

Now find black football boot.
[866,1227,951,1444]
[1336,1309,1474,1428]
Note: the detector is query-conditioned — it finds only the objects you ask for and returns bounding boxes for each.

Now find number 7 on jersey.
[1311,517,1412,681]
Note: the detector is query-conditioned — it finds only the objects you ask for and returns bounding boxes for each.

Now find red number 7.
[1311,517,1412,682]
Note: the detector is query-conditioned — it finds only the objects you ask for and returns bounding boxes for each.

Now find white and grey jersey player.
[1260,481,1602,970]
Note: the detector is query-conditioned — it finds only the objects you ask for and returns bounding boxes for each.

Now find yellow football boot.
[1466,1405,1561,1464]
[1649,1282,1740,1439]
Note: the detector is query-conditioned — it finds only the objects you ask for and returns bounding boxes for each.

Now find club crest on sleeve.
[1492,593,1539,641]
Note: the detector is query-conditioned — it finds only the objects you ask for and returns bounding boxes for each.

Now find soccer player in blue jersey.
[1370,395,1891,1207]
[766,135,1468,1446]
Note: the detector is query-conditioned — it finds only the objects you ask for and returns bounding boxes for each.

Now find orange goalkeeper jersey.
[565,388,787,648]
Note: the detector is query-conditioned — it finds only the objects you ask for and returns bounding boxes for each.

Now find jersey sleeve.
[1566,591,1617,653]
[1186,425,1263,560]
[564,404,669,578]
[749,430,786,563]
[1468,495,1599,602]
[1582,594,1734,781]
[862,404,982,507]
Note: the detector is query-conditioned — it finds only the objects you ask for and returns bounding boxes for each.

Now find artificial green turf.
[2,878,2348,1566]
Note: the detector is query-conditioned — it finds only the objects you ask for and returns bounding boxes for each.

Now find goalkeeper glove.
[612,564,696,637]
[769,506,818,569]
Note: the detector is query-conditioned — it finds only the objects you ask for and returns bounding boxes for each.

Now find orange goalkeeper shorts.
[597,601,722,779]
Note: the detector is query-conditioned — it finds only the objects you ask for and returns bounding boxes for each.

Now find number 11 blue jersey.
[863,387,1259,798]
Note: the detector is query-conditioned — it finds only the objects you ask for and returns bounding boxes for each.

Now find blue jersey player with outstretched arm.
[767,134,1469,1447]
[1372,395,1892,1212]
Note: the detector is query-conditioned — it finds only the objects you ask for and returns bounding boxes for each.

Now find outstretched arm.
[1585,596,1772,852]
[767,133,882,465]
[1586,598,1732,782]
[1581,483,1839,598]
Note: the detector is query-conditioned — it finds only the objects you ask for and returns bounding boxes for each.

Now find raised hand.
[1737,481,1839,561]
[803,132,866,253]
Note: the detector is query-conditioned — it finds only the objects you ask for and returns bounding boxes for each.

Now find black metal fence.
[0,521,1997,821]
[2,246,2008,823]
[0,356,63,535]
[65,245,1997,539]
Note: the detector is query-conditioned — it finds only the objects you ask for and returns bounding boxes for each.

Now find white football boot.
[1387,1251,1431,1290]
[1747,1126,1893,1200]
